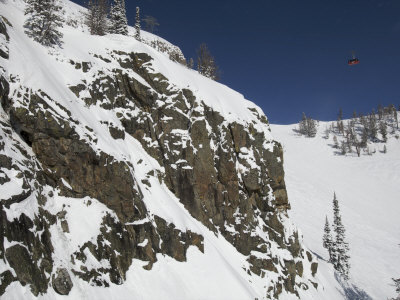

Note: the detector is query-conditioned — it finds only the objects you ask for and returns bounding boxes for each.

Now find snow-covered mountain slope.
[0,0,344,299]
[271,121,400,300]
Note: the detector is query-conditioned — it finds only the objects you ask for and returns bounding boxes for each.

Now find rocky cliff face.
[0,3,318,299]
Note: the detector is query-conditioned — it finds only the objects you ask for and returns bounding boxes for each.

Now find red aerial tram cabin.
[348,51,360,66]
[348,58,360,65]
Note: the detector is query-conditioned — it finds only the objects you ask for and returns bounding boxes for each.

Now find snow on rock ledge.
[0,0,320,299]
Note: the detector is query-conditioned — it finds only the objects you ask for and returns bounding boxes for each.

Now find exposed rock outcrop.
[52,268,73,295]
[0,11,318,299]
[0,19,203,297]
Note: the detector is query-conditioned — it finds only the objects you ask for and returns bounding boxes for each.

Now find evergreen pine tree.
[350,117,356,131]
[338,108,343,121]
[332,192,350,280]
[298,113,317,137]
[196,43,220,80]
[109,0,128,35]
[135,6,141,40]
[24,0,64,46]
[322,216,334,262]
[306,117,317,137]
[299,112,307,135]
[369,112,378,140]
[360,126,368,148]
[378,104,384,120]
[85,0,109,36]
[339,120,344,135]
[394,107,399,129]
[379,121,387,142]
[345,135,352,153]
[340,141,346,155]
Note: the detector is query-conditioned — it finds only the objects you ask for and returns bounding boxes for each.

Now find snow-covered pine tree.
[378,104,384,120]
[298,113,317,137]
[368,112,378,140]
[340,141,346,155]
[346,136,352,153]
[85,0,109,36]
[394,106,399,129]
[344,125,354,153]
[109,0,128,35]
[379,121,387,142]
[24,0,64,46]
[307,117,317,137]
[338,108,343,121]
[299,113,307,135]
[338,120,344,135]
[359,112,365,122]
[197,43,220,81]
[135,6,141,40]
[332,192,350,280]
[350,116,356,131]
[322,216,334,262]
[361,126,368,148]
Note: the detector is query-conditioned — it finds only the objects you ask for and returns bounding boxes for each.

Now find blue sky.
[72,0,400,124]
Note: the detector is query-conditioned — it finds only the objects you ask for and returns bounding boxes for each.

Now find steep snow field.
[2,0,396,299]
[271,122,400,300]
[0,1,330,299]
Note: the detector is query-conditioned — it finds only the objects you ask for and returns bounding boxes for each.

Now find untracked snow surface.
[271,122,400,300]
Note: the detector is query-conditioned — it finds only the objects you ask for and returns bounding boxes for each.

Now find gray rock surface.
[52,268,73,295]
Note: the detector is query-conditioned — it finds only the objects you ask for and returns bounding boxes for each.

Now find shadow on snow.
[335,273,373,300]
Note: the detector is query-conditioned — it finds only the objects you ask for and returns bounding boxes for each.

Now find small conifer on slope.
[298,112,317,137]
[196,43,220,81]
[24,0,64,46]
[135,6,141,40]
[323,192,350,281]
[332,192,350,280]
[110,0,128,35]
[322,216,334,262]
[85,0,109,36]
